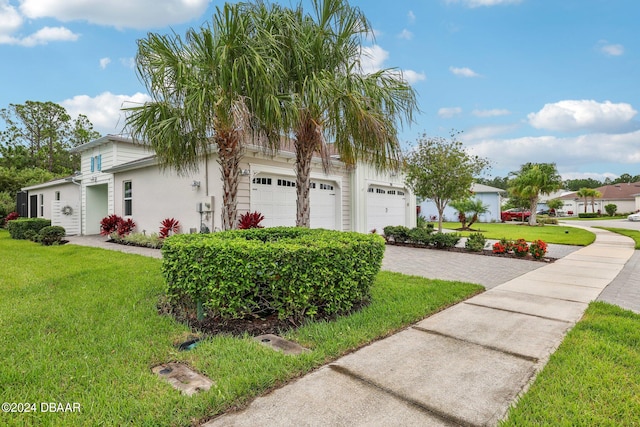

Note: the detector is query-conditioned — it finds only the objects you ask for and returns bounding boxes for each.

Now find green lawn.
[0,231,481,426]
[501,302,640,426]
[441,222,595,246]
[596,227,640,249]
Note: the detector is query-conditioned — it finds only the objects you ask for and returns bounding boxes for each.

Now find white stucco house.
[21,135,415,236]
[419,183,506,223]
[559,182,640,216]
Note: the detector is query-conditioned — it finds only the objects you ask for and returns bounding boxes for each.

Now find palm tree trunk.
[216,131,241,230]
[295,139,314,228]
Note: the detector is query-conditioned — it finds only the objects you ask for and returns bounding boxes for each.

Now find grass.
[596,226,640,249]
[501,302,640,426]
[0,230,482,426]
[440,222,595,246]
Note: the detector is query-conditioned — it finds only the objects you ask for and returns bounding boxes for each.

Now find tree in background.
[508,163,562,226]
[0,101,99,175]
[563,178,602,191]
[404,132,490,232]
[450,198,489,230]
[546,198,564,215]
[576,187,601,213]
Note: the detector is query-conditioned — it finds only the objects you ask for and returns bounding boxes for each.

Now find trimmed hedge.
[384,225,460,248]
[6,218,51,240]
[161,227,385,321]
[578,213,600,218]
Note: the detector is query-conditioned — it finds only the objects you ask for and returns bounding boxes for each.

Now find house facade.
[419,183,506,223]
[21,135,415,235]
[559,182,640,215]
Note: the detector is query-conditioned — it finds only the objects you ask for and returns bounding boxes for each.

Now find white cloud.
[19,0,210,29]
[438,107,462,118]
[401,70,426,84]
[61,92,152,135]
[407,11,416,24]
[467,130,640,174]
[0,1,23,35]
[119,57,136,69]
[596,40,624,56]
[398,29,413,40]
[528,100,637,133]
[360,44,389,74]
[18,26,79,46]
[560,171,619,181]
[99,57,111,69]
[472,109,511,117]
[446,0,523,7]
[449,66,480,77]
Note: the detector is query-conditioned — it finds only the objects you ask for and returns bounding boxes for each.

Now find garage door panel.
[367,186,406,233]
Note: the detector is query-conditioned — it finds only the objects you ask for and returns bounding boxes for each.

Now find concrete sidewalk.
[203,226,635,427]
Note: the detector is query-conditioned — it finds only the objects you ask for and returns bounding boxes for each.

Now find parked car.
[501,208,531,222]
[628,212,640,222]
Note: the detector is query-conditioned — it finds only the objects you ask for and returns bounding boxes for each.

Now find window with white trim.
[277,179,296,187]
[252,177,272,185]
[55,191,60,201]
[39,194,44,216]
[124,181,132,216]
[376,188,386,194]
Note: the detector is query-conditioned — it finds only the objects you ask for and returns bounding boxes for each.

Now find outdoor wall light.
[240,169,250,176]
[191,180,201,189]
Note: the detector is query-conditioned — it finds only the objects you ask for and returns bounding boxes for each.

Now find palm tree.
[576,188,590,213]
[509,163,563,226]
[123,3,281,230]
[267,0,418,227]
[590,190,602,213]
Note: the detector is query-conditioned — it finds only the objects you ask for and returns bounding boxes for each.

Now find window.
[397,191,405,196]
[388,190,396,195]
[319,183,334,191]
[55,191,60,201]
[376,188,386,194]
[277,179,295,187]
[367,187,374,193]
[252,177,272,185]
[124,181,132,216]
[90,154,102,172]
[39,194,44,216]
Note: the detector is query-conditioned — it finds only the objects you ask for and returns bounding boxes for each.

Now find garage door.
[251,175,337,229]
[366,186,406,233]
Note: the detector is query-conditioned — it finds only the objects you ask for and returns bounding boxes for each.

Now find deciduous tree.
[404,133,490,232]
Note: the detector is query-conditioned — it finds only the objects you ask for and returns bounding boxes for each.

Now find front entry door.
[29,195,38,218]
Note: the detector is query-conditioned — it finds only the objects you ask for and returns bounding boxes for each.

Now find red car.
[501,208,531,222]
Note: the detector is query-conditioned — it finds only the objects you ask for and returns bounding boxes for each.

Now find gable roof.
[471,183,506,194]
[560,182,640,201]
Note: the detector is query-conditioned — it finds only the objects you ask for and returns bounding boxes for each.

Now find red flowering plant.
[529,239,548,260]
[238,211,265,229]
[159,218,180,238]
[513,238,530,257]
[6,212,19,222]
[100,214,123,236]
[492,242,507,254]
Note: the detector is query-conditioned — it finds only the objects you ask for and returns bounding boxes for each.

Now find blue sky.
[1,0,639,181]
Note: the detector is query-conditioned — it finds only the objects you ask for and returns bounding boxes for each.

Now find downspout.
[69,174,83,236]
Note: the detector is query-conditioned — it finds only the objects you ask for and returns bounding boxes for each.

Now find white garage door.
[251,175,337,229]
[367,186,406,233]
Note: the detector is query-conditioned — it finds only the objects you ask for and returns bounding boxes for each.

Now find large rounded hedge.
[161,227,385,321]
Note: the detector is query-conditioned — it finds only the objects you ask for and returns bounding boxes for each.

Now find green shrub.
[604,204,617,217]
[465,232,486,252]
[383,225,411,243]
[111,232,163,249]
[578,213,600,218]
[408,227,433,245]
[431,232,461,248]
[39,226,66,246]
[6,218,51,239]
[161,228,385,322]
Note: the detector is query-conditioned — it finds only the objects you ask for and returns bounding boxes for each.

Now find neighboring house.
[559,182,640,215]
[20,135,415,235]
[419,183,506,223]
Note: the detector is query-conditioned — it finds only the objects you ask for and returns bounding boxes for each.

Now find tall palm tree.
[590,189,602,213]
[267,0,418,227]
[576,187,600,213]
[576,188,590,213]
[123,3,281,230]
[509,163,562,226]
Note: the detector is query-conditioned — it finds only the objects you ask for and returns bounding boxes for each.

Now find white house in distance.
[558,182,640,215]
[419,183,506,223]
[21,135,415,236]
